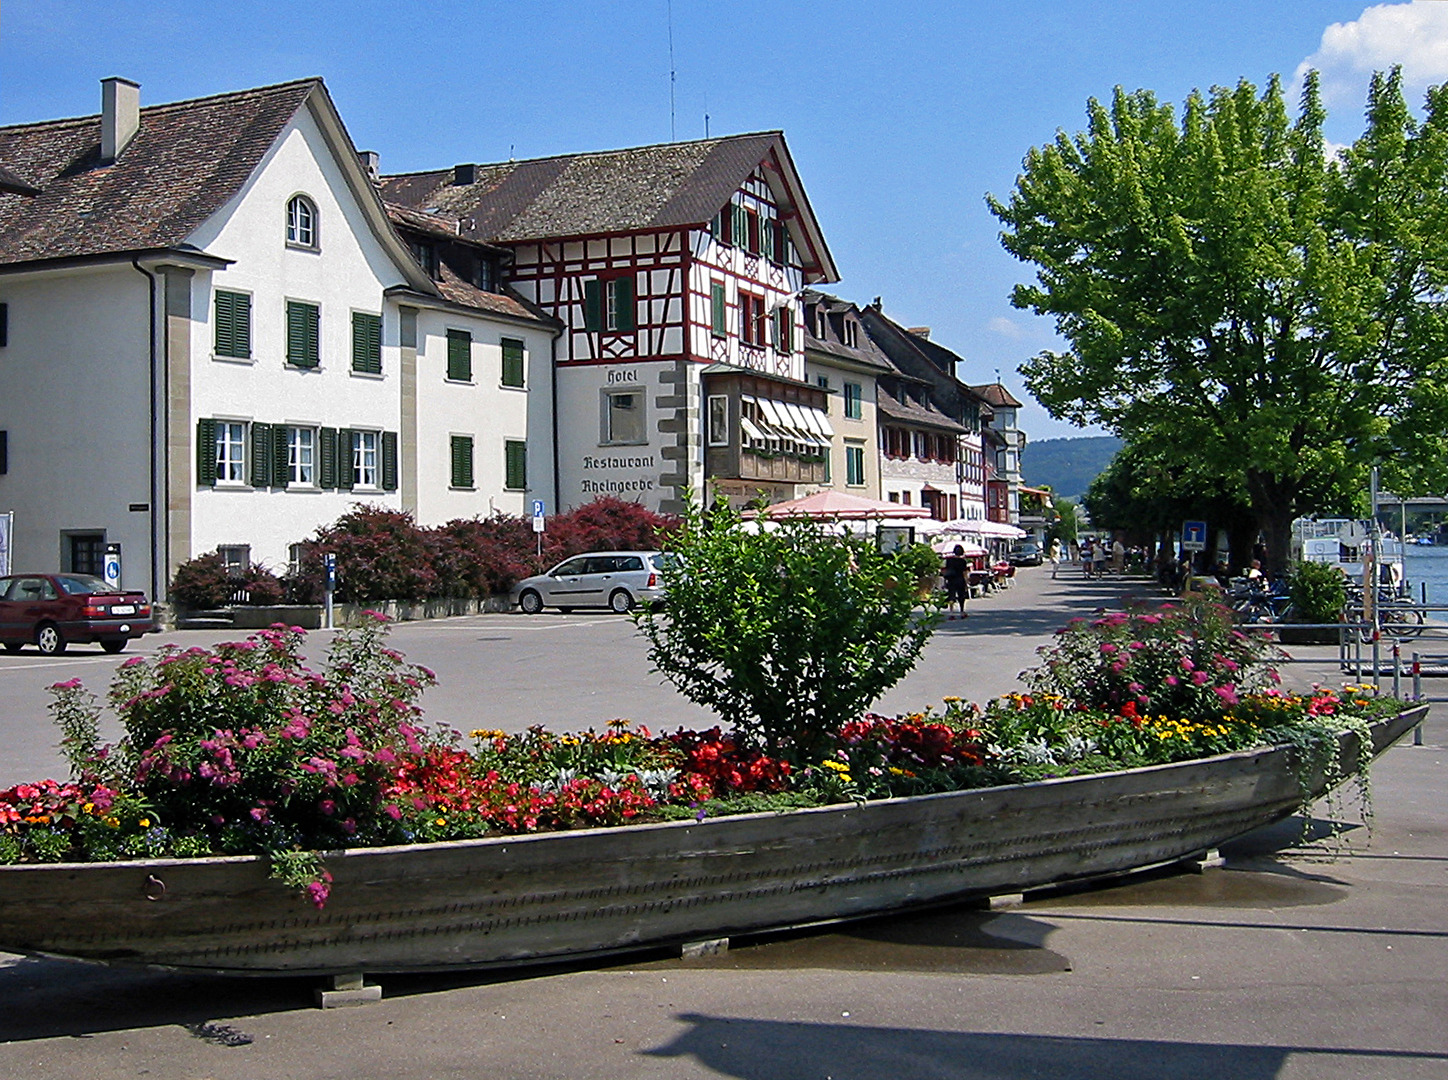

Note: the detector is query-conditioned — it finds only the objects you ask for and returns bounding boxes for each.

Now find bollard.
[1372,633,1382,691]
[1393,640,1401,700]
[1412,651,1424,746]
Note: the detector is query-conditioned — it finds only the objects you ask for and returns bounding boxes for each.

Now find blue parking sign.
[1182,520,1208,552]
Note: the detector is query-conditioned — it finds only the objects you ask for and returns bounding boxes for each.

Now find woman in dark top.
[942,544,970,620]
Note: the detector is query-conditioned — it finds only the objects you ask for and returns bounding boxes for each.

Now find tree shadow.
[642,1014,1446,1080]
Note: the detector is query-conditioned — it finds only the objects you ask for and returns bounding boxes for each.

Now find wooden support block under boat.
[0,706,1426,976]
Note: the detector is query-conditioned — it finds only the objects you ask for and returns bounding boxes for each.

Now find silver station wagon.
[512,551,673,614]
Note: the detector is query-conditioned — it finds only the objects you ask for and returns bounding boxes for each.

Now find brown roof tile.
[0,79,317,266]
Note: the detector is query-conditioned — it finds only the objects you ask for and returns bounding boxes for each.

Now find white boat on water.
[1293,518,1406,589]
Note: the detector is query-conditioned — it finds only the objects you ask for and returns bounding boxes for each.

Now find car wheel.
[35,623,66,656]
[609,589,634,614]
[101,639,127,654]
[518,589,544,615]
[2,642,22,654]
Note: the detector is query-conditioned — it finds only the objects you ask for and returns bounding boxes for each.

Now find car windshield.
[56,574,119,595]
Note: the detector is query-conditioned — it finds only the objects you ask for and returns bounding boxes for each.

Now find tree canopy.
[989,71,1448,570]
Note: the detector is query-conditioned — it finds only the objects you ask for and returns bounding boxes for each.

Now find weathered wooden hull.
[0,707,1424,976]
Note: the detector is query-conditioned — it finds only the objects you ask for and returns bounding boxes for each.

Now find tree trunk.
[1245,471,1300,577]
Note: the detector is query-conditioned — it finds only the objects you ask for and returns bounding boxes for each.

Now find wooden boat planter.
[0,706,1425,977]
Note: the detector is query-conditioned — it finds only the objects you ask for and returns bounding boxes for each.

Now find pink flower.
[1165,675,1180,686]
[1179,657,1195,672]
[1191,671,1210,685]
[1214,685,1239,706]
[1100,643,1118,654]
[383,803,401,820]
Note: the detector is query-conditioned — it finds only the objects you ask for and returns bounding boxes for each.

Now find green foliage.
[990,70,1448,570]
[1288,561,1348,624]
[634,502,939,762]
[170,552,285,610]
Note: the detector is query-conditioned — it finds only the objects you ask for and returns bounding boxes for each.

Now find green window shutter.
[501,338,525,387]
[761,216,775,262]
[504,440,526,490]
[450,435,474,488]
[287,301,319,367]
[319,426,338,489]
[214,291,251,359]
[446,329,472,381]
[352,312,382,374]
[249,422,273,488]
[337,428,355,490]
[381,430,398,491]
[583,278,602,331]
[197,418,217,487]
[273,425,291,487]
[613,276,635,332]
[733,204,747,248]
[711,282,726,336]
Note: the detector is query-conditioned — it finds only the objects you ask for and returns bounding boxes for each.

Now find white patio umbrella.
[940,518,1027,540]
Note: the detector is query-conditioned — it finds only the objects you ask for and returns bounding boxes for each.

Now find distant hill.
[1022,436,1122,500]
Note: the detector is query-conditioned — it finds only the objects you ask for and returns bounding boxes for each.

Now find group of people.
[1047,536,1127,579]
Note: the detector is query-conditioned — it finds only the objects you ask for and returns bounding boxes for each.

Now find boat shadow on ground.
[639,1014,1448,1080]
[0,816,1366,1044]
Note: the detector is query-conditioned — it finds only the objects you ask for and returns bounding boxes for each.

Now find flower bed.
[0,602,1407,906]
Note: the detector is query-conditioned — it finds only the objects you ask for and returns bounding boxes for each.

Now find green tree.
[989,70,1448,572]
[634,503,938,763]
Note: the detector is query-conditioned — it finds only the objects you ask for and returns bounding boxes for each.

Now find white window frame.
[288,426,316,487]
[287,194,318,248]
[352,429,380,489]
[707,394,729,447]
[602,388,647,446]
[214,421,247,484]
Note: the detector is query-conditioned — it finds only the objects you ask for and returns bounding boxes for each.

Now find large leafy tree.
[989,71,1448,571]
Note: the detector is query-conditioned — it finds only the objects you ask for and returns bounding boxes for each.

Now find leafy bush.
[1024,597,1281,725]
[634,501,939,762]
[539,496,674,564]
[291,506,438,603]
[171,552,285,609]
[432,516,537,597]
[1288,560,1347,624]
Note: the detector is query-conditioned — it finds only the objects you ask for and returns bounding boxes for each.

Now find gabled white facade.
[0,85,556,598]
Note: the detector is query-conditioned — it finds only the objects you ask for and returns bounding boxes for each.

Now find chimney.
[358,150,380,184]
[907,327,931,339]
[100,77,140,164]
[452,163,475,186]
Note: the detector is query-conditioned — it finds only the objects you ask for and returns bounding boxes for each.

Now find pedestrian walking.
[1081,538,1094,578]
[1093,540,1108,579]
[1049,538,1063,579]
[942,544,970,620]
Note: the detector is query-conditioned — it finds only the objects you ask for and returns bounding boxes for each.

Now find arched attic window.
[287,194,318,248]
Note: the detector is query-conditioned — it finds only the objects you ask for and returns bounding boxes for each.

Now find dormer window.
[843,320,859,348]
[408,239,438,279]
[287,195,318,248]
[814,308,828,338]
[473,253,497,292]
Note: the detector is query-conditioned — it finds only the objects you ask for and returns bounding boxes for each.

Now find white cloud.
[1298,2,1448,107]
[987,316,1025,339]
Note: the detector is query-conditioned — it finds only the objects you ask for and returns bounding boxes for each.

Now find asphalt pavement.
[1,568,1444,1078]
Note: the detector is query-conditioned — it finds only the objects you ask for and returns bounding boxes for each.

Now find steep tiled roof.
[381,134,780,242]
[971,382,1024,408]
[876,386,967,433]
[0,164,41,197]
[801,289,894,373]
[0,80,318,266]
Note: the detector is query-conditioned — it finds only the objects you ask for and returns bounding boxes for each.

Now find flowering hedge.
[0,607,1408,907]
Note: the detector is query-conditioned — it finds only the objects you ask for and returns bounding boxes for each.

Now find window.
[846,445,866,487]
[707,395,728,446]
[710,281,727,337]
[214,290,251,359]
[814,308,828,338]
[744,208,761,255]
[844,320,860,348]
[583,276,635,333]
[286,195,317,248]
[408,238,438,278]
[447,328,472,381]
[501,338,525,388]
[769,219,790,265]
[450,435,474,489]
[739,292,765,347]
[217,545,250,576]
[0,302,8,347]
[352,312,382,375]
[504,439,527,491]
[351,430,379,489]
[604,389,646,444]
[710,206,733,245]
[68,535,105,576]
[816,375,829,391]
[288,543,306,578]
[286,301,320,368]
[288,426,316,486]
[774,306,793,354]
[473,254,498,292]
[844,382,863,420]
[214,421,246,483]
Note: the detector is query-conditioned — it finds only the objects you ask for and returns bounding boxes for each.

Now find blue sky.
[3,1,1444,440]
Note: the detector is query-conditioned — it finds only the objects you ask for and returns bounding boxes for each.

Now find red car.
[0,574,153,655]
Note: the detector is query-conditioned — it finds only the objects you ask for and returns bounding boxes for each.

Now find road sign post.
[1181,521,1207,553]
[531,500,546,557]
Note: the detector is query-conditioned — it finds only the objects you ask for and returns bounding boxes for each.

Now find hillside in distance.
[1021,435,1122,500]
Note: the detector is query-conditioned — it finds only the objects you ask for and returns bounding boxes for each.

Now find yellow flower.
[103,816,120,829]
[821,760,850,773]
[137,818,151,828]
[888,767,904,776]
[434,817,447,827]
[82,802,95,814]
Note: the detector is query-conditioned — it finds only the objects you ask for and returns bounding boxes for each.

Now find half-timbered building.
[381,134,839,513]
